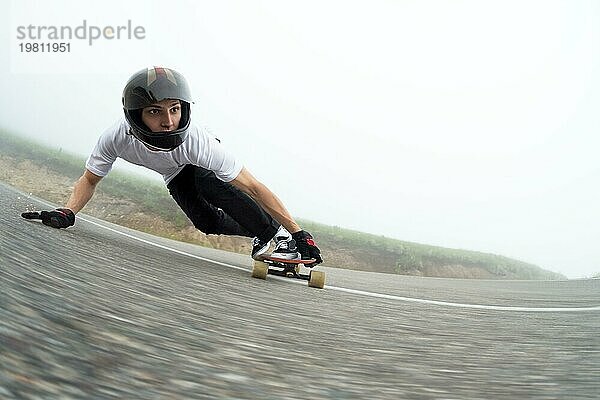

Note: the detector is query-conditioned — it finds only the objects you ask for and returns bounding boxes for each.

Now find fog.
[2,0,599,278]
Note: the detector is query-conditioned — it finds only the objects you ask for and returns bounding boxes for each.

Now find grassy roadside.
[0,129,566,280]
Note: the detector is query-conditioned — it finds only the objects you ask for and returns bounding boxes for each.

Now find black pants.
[167,165,279,242]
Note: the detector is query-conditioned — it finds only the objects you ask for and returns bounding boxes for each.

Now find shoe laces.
[275,238,296,251]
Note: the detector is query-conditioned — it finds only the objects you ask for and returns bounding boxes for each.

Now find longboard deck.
[257,253,317,264]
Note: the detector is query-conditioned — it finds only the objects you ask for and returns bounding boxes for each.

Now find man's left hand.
[22,208,75,229]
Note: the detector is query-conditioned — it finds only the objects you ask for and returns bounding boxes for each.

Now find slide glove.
[22,208,75,229]
[292,230,323,265]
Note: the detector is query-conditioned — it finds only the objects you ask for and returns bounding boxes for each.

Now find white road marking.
[15,190,599,314]
[78,216,248,272]
[76,215,600,313]
[328,286,600,312]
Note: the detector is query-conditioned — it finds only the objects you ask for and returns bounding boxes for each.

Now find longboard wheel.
[252,261,268,280]
[308,270,325,289]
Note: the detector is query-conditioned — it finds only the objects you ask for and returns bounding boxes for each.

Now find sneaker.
[274,225,292,241]
[251,237,270,260]
[270,237,300,260]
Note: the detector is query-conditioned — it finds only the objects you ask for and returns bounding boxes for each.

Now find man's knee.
[190,215,219,235]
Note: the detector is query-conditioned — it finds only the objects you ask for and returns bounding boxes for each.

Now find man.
[22,66,322,264]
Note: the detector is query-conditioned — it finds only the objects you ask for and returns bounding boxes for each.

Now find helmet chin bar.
[140,139,170,152]
[128,126,188,152]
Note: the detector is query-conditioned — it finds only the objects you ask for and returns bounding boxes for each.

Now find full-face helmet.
[122,67,193,151]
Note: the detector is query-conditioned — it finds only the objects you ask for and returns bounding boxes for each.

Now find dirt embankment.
[0,156,253,255]
[0,155,418,274]
[1,154,562,279]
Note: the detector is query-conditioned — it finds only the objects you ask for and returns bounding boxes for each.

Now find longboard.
[251,253,325,289]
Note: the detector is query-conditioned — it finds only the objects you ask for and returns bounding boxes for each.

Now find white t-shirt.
[86,118,243,184]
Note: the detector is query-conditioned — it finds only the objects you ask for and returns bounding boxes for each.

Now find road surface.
[1,181,598,399]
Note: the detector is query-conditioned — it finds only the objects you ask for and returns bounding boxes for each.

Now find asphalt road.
[1,181,599,399]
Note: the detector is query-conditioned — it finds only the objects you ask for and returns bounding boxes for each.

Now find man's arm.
[65,169,103,214]
[21,169,103,229]
[230,167,301,234]
[230,167,323,263]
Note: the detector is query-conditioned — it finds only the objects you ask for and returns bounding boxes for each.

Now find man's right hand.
[22,208,75,229]
[292,230,323,265]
